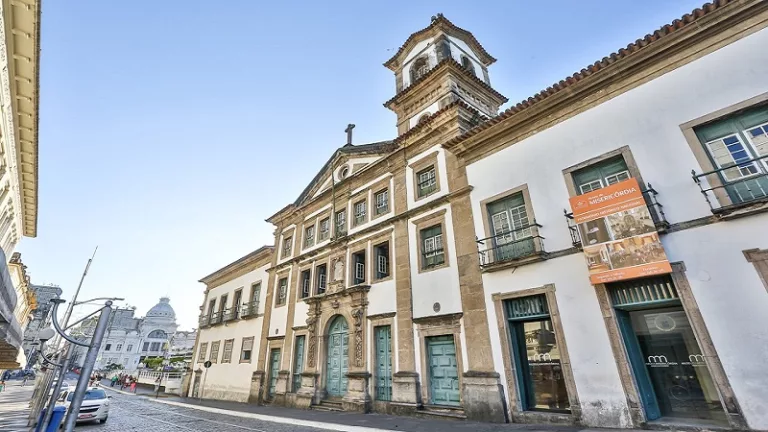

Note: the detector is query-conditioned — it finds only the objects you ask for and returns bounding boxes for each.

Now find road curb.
[149,398,400,432]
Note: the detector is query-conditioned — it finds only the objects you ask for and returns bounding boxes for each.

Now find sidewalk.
[0,381,34,432]
[101,382,623,432]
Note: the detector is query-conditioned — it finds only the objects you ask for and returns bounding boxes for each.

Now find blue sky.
[19,0,708,329]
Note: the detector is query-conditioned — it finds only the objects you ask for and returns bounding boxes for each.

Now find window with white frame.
[282,236,293,258]
[304,225,315,248]
[335,210,347,236]
[374,189,389,215]
[417,166,437,197]
[488,193,532,244]
[300,270,311,299]
[198,343,208,362]
[353,251,366,285]
[374,241,390,280]
[209,341,220,363]
[240,337,254,362]
[353,200,367,226]
[421,225,445,269]
[116,344,122,352]
[318,217,330,241]
[127,344,133,352]
[316,264,327,294]
[276,277,288,306]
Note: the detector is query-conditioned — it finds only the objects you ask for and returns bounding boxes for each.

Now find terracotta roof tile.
[384,14,496,70]
[384,57,507,108]
[444,0,738,150]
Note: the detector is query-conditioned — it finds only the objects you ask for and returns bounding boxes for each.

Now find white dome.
[146,297,175,319]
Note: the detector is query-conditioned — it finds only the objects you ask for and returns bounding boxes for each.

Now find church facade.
[190,2,768,429]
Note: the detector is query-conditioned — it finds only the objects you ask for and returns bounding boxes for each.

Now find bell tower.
[383,14,507,135]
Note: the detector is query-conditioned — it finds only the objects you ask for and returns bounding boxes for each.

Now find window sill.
[415,189,440,202]
[371,276,393,284]
[418,263,448,274]
[480,252,548,273]
[712,196,768,220]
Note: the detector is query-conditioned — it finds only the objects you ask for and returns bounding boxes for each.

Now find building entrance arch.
[325,315,349,397]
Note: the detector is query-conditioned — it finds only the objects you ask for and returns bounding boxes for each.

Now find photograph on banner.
[569,178,671,284]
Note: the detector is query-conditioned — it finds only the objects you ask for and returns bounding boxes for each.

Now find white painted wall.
[466,27,768,429]
[448,36,485,82]
[408,204,462,319]
[408,101,440,130]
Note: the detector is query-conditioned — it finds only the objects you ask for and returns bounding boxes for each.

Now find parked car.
[48,381,71,396]
[56,387,110,424]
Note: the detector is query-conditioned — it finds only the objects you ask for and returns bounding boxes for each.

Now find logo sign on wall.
[569,178,672,284]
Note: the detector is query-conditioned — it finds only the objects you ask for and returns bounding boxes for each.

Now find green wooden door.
[374,325,392,401]
[292,335,305,392]
[268,348,280,398]
[427,335,460,406]
[325,316,349,397]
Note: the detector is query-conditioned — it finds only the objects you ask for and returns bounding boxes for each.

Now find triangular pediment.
[294,141,396,207]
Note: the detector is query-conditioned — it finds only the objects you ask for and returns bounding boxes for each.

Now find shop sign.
[569,178,672,284]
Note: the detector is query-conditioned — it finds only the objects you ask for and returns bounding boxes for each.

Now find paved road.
[76,391,331,432]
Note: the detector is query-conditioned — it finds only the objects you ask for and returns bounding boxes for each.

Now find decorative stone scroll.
[351,308,364,367]
[306,316,317,368]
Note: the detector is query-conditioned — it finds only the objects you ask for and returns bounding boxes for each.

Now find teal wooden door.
[268,348,280,398]
[374,325,392,401]
[617,310,661,420]
[427,335,460,406]
[325,316,349,397]
[292,335,305,392]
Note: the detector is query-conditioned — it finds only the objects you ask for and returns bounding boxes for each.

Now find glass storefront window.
[505,295,570,412]
[629,307,725,422]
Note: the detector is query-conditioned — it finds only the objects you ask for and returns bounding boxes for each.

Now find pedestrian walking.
[111,375,117,387]
[21,374,29,386]
[130,377,137,393]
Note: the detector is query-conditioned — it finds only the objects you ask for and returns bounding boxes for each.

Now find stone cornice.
[199,245,274,288]
[0,0,40,237]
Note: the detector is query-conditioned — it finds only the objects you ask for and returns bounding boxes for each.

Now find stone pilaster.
[445,148,507,422]
[295,371,319,408]
[343,371,372,412]
[391,170,421,408]
[248,371,265,404]
[273,370,291,405]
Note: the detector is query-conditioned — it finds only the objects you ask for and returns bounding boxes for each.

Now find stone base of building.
[342,372,371,413]
[295,372,319,408]
[392,371,421,405]
[461,371,507,423]
[247,371,265,404]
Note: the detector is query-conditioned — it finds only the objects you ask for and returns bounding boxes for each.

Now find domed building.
[72,297,190,372]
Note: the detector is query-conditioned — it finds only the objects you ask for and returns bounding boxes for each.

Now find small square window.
[417,166,437,198]
[374,189,389,215]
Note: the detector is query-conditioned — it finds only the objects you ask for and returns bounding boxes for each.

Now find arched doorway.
[325,315,349,397]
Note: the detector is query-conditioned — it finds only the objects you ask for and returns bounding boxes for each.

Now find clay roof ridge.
[444,0,736,149]
[384,57,507,108]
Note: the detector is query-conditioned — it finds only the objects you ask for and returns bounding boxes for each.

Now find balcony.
[223,307,239,322]
[477,223,546,270]
[198,314,210,328]
[692,156,768,216]
[240,301,260,319]
[565,182,669,248]
[209,311,223,326]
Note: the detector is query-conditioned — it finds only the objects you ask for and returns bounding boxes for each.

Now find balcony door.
[487,192,534,261]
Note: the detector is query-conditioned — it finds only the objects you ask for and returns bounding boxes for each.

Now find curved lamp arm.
[40,350,65,368]
[49,299,94,347]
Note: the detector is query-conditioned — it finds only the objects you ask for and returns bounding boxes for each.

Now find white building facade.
[189,246,272,402]
[446,1,768,430]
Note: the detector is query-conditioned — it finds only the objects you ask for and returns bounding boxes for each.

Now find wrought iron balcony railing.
[565,182,668,248]
[240,301,260,319]
[209,311,223,325]
[692,155,768,211]
[477,223,545,267]
[198,315,210,328]
[223,307,239,322]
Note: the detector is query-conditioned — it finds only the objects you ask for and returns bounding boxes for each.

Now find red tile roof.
[444,0,739,150]
[384,14,496,70]
[384,57,508,109]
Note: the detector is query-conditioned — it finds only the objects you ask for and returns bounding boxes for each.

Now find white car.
[48,381,71,396]
[57,387,110,424]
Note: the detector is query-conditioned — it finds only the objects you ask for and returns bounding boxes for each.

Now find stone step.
[415,404,467,421]
[311,400,343,412]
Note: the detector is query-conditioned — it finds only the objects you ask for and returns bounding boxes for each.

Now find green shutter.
[608,275,679,309]
[572,156,630,191]
[505,295,549,321]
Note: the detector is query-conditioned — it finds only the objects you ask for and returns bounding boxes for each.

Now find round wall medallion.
[433,302,441,313]
[653,314,676,332]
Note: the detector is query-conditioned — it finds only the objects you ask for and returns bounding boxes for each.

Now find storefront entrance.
[325,315,349,397]
[609,276,725,423]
